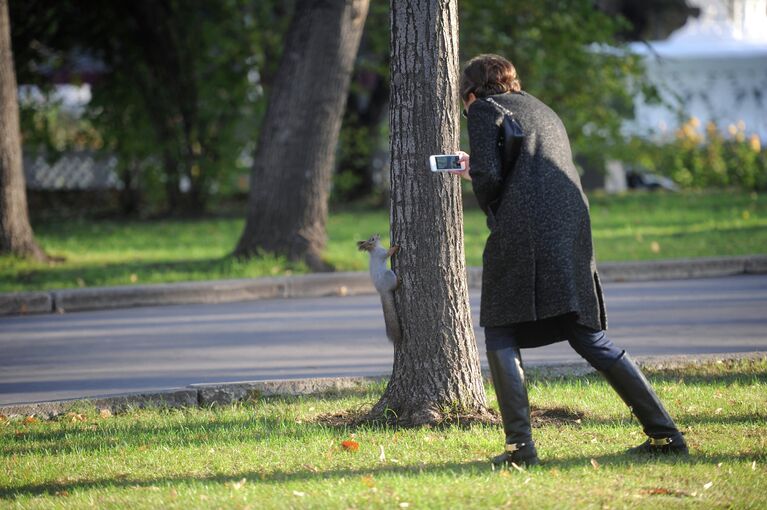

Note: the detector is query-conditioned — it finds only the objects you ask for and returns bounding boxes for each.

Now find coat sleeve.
[467,99,504,215]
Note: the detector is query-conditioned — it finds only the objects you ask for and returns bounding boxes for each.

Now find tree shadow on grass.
[2,414,307,457]
[12,254,303,291]
[1,450,762,501]
[528,363,767,389]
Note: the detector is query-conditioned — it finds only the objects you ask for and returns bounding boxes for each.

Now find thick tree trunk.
[234,0,369,270]
[0,0,46,261]
[369,0,488,425]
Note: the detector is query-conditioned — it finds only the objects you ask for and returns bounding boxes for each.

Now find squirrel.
[357,234,402,344]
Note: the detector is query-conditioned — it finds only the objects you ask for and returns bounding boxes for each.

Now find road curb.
[2,255,765,316]
[2,351,764,419]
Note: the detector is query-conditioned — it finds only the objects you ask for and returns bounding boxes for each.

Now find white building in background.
[626,0,767,141]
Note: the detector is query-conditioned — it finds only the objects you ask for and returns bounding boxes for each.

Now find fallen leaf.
[55,490,69,497]
[510,462,525,473]
[714,408,723,415]
[639,487,690,498]
[293,490,306,497]
[524,477,531,484]
[230,478,247,490]
[379,445,386,462]
[67,413,86,423]
[99,409,112,419]
[650,241,661,253]
[703,482,713,490]
[361,475,375,488]
[0,414,7,423]
[130,273,138,283]
[23,416,38,425]
[341,440,359,452]
[590,458,600,470]
[399,503,410,508]
[752,461,757,470]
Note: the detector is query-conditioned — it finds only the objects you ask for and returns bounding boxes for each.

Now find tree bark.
[369,0,488,425]
[0,0,46,261]
[234,0,370,270]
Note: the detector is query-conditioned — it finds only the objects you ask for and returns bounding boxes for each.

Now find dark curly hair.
[460,54,522,101]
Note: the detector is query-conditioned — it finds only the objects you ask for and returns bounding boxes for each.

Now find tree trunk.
[369,0,488,425]
[234,0,369,270]
[0,0,46,261]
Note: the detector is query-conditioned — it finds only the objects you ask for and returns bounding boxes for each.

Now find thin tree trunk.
[0,0,46,261]
[369,0,488,425]
[234,0,369,270]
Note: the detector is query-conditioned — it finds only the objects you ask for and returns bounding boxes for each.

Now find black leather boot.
[601,352,689,455]
[487,347,540,466]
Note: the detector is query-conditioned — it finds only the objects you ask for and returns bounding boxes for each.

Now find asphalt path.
[1,274,766,405]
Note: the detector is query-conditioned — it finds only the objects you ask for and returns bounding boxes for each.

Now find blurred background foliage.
[10,0,764,220]
[624,120,767,191]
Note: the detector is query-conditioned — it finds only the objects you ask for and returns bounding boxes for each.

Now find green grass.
[1,359,765,509]
[2,190,765,292]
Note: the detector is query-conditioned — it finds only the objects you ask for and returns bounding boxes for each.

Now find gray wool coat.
[467,91,607,340]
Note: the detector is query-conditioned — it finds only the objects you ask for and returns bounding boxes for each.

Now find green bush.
[624,119,766,191]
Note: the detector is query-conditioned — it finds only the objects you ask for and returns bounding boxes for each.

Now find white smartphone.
[429,154,463,172]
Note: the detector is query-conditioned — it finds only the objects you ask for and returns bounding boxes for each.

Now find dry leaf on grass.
[378,445,386,462]
[99,409,112,419]
[66,412,86,422]
[640,488,689,497]
[703,482,713,490]
[23,416,38,425]
[293,490,306,497]
[590,458,600,469]
[341,440,359,452]
[510,462,525,473]
[230,478,247,490]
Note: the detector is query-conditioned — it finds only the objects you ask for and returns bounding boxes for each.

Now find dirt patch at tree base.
[315,406,583,429]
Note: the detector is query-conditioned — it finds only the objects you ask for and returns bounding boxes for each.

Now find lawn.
[1,358,765,509]
[2,190,765,292]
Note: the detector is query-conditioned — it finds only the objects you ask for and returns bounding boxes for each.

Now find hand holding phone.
[429,154,463,172]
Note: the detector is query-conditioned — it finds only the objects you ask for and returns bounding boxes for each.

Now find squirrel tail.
[380,291,402,345]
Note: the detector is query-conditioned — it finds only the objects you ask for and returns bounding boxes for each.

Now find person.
[454,54,688,466]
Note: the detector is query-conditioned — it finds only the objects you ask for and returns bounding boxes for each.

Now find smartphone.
[429,154,463,172]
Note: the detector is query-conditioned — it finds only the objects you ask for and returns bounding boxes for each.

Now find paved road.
[1,275,766,405]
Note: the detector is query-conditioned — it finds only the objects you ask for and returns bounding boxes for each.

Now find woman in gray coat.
[455,54,688,466]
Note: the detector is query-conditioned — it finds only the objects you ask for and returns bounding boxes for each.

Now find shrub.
[623,119,766,191]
